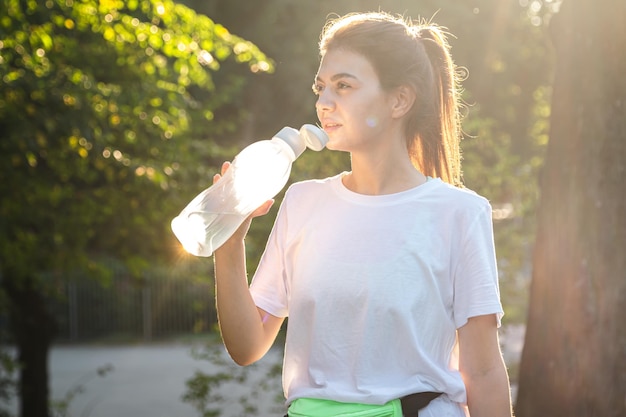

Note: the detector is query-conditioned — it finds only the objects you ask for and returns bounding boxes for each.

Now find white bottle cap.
[300,124,329,151]
[274,125,329,158]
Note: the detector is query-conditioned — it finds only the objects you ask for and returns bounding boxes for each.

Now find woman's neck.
[343,154,427,195]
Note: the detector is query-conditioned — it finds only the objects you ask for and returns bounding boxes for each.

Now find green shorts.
[287,397,403,417]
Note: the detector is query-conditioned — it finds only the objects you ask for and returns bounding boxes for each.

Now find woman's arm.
[212,162,284,366]
[458,314,513,417]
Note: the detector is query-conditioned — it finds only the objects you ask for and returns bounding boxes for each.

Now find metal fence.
[51,267,217,342]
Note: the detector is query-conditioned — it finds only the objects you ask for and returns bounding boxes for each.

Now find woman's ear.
[390,85,416,119]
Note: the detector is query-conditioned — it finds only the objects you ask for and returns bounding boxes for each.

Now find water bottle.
[171,124,329,257]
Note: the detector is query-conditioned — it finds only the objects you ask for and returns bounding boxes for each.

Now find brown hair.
[319,12,463,186]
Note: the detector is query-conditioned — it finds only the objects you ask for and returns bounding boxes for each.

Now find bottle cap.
[300,124,329,151]
[274,125,329,158]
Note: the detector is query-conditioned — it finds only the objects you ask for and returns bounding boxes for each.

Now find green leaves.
[0,0,273,281]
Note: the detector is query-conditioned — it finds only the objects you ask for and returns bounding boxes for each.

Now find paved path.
[7,343,285,417]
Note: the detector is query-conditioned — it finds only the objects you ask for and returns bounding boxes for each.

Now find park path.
[7,343,285,417]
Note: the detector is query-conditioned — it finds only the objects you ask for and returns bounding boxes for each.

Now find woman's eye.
[312,81,350,95]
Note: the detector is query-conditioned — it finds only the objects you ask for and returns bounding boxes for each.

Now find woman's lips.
[323,122,341,133]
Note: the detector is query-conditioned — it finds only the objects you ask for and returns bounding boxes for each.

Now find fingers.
[221,161,231,175]
[212,161,231,185]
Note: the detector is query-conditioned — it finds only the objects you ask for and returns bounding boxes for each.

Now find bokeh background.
[1,0,624,416]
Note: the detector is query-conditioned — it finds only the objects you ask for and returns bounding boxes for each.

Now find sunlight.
[520,0,563,26]
[492,203,515,220]
[250,60,271,73]
[198,50,214,66]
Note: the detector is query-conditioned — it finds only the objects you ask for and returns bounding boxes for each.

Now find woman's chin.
[325,140,345,152]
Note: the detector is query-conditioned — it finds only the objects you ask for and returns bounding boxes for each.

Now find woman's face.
[314,49,395,153]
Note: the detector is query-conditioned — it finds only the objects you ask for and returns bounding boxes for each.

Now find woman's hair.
[319,12,463,186]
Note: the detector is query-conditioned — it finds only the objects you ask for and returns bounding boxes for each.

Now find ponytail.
[319,13,464,186]
[410,26,463,186]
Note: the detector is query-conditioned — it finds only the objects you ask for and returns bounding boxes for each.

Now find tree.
[515,0,626,415]
[0,1,271,416]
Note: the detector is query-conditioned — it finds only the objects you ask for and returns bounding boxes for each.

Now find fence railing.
[51,268,217,343]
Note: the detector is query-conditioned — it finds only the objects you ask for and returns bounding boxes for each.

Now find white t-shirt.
[249,173,503,407]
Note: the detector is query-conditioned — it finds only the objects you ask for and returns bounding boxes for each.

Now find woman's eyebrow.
[315,73,359,82]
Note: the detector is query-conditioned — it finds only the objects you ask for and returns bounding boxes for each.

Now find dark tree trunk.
[515,0,626,416]
[3,276,57,417]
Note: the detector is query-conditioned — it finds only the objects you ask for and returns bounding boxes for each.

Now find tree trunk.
[515,0,626,416]
[3,276,57,417]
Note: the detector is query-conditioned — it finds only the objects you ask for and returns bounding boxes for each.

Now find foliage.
[0,0,272,278]
[182,345,284,417]
[49,364,114,417]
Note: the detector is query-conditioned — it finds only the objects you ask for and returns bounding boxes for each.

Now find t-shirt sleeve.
[249,193,290,318]
[452,200,504,329]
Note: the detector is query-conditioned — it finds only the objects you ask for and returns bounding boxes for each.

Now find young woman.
[213,11,513,417]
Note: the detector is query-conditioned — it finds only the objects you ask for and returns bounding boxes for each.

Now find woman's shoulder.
[278,174,343,216]
[429,179,492,213]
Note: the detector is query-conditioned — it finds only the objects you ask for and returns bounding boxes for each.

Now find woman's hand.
[213,161,275,248]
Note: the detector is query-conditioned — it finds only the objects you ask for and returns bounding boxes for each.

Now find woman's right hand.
[213,161,275,248]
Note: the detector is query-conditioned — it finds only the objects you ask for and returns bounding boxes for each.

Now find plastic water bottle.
[171,124,328,257]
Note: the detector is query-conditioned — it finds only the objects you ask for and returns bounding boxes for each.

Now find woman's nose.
[315,91,334,113]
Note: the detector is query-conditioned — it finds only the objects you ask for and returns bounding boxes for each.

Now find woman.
[213,11,513,417]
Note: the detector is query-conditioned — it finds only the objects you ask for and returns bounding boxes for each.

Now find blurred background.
[2,0,623,416]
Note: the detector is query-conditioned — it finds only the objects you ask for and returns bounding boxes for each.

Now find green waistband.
[287,397,403,417]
